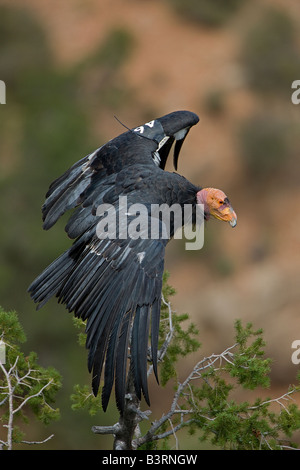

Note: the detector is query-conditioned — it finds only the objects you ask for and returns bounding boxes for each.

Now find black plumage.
[28,110,201,412]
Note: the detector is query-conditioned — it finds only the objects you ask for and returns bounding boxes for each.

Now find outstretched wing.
[41,110,199,232]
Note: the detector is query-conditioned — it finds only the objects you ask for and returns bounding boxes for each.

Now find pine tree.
[0,307,61,450]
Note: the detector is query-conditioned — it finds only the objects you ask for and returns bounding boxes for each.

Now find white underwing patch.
[137,251,146,264]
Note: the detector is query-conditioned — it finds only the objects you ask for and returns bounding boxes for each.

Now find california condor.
[28,110,237,413]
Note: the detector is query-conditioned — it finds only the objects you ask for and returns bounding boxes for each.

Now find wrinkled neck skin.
[196,189,210,220]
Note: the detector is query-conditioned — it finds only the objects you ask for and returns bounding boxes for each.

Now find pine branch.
[0,307,61,450]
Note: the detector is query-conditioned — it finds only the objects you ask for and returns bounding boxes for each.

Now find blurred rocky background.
[0,0,299,449]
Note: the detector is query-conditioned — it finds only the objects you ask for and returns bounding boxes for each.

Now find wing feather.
[41,111,199,233]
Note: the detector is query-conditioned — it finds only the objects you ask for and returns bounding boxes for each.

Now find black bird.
[28,110,237,413]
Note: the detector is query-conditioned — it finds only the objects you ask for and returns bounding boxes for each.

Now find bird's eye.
[219,200,224,206]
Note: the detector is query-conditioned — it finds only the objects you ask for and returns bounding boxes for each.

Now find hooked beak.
[211,205,237,228]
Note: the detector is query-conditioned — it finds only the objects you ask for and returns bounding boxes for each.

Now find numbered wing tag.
[133,119,166,144]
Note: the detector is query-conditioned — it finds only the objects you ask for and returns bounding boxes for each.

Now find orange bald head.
[196,187,237,227]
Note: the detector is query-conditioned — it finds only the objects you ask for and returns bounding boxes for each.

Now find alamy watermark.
[0,340,6,364]
[0,80,6,104]
[291,340,300,365]
[291,80,300,105]
[95,196,205,250]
